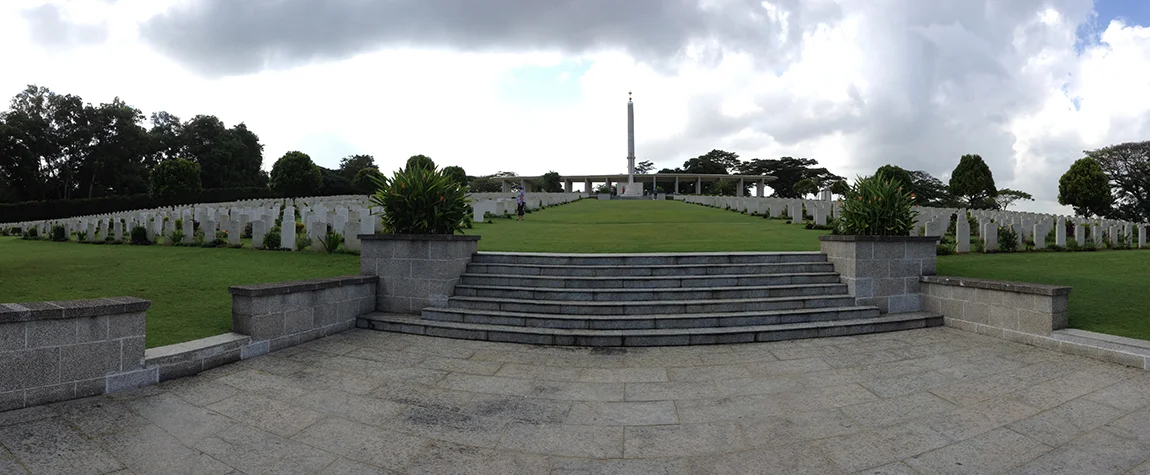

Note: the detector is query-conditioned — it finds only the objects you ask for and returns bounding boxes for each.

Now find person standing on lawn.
[516,187,526,221]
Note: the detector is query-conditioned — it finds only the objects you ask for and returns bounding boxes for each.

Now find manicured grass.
[462,198,829,252]
[0,238,358,348]
[938,251,1150,341]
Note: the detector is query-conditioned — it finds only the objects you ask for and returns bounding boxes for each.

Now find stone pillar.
[818,235,939,313]
[696,177,702,194]
[502,180,510,193]
[359,234,480,314]
[738,178,745,197]
[757,180,764,198]
[584,179,592,194]
[675,176,680,194]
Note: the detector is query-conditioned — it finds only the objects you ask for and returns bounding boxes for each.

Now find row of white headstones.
[3,192,587,251]
[679,195,1150,251]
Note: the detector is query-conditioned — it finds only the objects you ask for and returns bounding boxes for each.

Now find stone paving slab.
[1,326,1149,474]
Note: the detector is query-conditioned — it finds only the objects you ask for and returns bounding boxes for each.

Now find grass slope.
[937,251,1150,340]
[0,239,358,347]
[464,198,828,252]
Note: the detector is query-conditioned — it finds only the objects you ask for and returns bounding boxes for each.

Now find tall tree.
[994,189,1033,210]
[739,157,841,199]
[270,151,323,197]
[181,115,264,189]
[1085,142,1150,222]
[441,166,468,188]
[539,171,562,192]
[683,150,740,175]
[339,154,376,179]
[148,111,184,162]
[948,154,997,209]
[406,154,436,171]
[150,158,202,201]
[635,160,655,174]
[1058,157,1113,217]
[468,171,517,193]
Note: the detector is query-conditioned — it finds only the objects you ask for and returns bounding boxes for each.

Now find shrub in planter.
[130,225,151,245]
[837,174,918,235]
[368,164,469,234]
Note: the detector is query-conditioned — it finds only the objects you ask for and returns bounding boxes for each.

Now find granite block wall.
[230,275,377,352]
[0,297,153,412]
[359,234,480,314]
[921,275,1070,335]
[819,235,939,313]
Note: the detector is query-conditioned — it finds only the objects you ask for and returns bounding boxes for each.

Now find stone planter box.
[360,234,480,314]
[818,235,940,313]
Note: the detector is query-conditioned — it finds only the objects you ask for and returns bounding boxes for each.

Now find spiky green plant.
[837,174,919,235]
[369,165,470,235]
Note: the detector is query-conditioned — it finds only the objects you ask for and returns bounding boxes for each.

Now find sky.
[2,0,1150,214]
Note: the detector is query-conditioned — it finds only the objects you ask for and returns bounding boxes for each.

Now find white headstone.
[281,206,296,250]
[228,220,241,246]
[983,224,998,252]
[1055,217,1066,247]
[955,216,970,253]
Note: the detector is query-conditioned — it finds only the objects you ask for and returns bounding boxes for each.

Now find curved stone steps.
[458,272,844,289]
[445,294,858,315]
[451,283,848,301]
[465,262,836,277]
[358,312,943,347]
[421,305,881,330]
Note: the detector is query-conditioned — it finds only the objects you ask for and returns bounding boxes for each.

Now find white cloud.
[3,0,1150,214]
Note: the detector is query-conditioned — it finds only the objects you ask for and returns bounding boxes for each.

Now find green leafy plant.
[319,231,344,253]
[295,232,311,251]
[167,229,185,246]
[130,226,150,245]
[50,225,67,242]
[22,227,39,240]
[368,165,470,234]
[998,226,1019,253]
[77,230,88,241]
[263,228,282,250]
[837,174,918,235]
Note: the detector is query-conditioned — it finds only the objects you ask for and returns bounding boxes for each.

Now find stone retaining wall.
[144,332,252,382]
[819,235,939,313]
[229,275,377,351]
[922,275,1070,335]
[0,297,154,412]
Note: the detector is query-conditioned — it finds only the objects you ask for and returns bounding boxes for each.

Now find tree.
[539,171,563,192]
[181,115,264,189]
[906,170,956,207]
[352,167,383,194]
[875,165,914,190]
[830,179,850,197]
[1085,142,1150,222]
[148,111,184,162]
[738,157,842,199]
[1058,157,1113,217]
[682,150,740,175]
[948,154,997,208]
[468,171,516,193]
[635,160,655,174]
[317,166,355,196]
[339,154,376,179]
[793,177,820,198]
[442,166,468,188]
[994,189,1034,210]
[270,151,323,197]
[406,154,436,171]
[150,158,201,201]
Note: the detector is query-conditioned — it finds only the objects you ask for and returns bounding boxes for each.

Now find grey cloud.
[139,0,839,77]
[22,3,109,48]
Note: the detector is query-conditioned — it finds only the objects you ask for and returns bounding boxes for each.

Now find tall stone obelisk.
[627,91,636,179]
[621,91,643,196]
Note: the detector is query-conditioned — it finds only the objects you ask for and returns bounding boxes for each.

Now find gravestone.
[252,220,266,249]
[281,206,296,251]
[955,217,970,253]
[1033,223,1045,250]
[228,220,241,246]
[1055,217,1066,247]
[983,223,998,252]
[1075,223,1086,246]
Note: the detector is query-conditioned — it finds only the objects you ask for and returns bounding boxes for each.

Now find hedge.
[0,187,283,223]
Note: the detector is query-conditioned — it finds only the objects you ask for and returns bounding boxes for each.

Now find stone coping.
[818,235,941,243]
[359,234,481,241]
[144,332,251,365]
[921,275,1071,296]
[477,251,824,257]
[228,275,378,297]
[0,297,151,324]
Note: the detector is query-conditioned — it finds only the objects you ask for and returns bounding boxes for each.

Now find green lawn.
[464,199,828,252]
[937,251,1150,340]
[0,239,358,348]
[3,198,1147,346]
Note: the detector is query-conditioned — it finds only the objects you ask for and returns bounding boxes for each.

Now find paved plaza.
[2,327,1150,474]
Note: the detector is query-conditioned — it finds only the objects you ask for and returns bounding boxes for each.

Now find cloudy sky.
[2,0,1149,213]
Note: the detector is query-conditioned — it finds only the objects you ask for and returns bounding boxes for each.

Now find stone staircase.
[358,252,942,346]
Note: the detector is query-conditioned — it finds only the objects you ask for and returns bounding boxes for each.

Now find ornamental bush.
[837,174,918,236]
[369,164,470,235]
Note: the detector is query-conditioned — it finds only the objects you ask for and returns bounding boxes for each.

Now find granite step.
[357,312,944,347]
[421,306,881,330]
[451,283,849,301]
[470,251,827,266]
[465,262,836,277]
[458,272,844,289]
[444,295,858,315]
